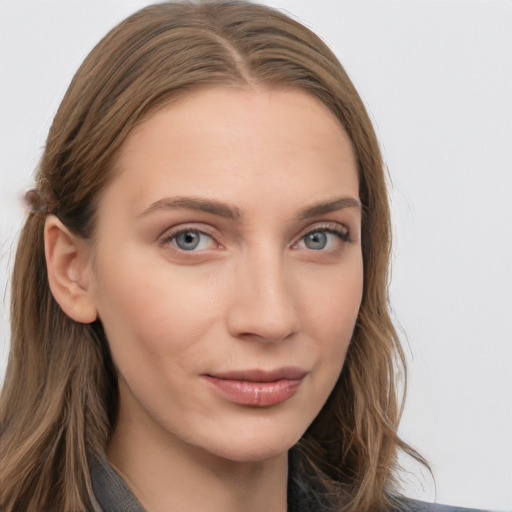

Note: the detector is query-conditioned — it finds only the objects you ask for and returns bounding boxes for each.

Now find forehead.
[103,86,359,218]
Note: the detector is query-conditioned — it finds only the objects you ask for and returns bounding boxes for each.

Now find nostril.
[229,313,300,344]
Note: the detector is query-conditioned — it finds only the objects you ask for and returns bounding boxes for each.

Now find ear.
[44,215,98,323]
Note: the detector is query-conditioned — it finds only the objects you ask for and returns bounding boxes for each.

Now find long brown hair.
[0,2,426,511]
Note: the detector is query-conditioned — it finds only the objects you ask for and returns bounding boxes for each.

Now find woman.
[0,2,490,511]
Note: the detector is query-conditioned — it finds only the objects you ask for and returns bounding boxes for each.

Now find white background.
[0,1,510,510]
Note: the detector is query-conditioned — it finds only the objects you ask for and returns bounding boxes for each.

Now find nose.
[226,250,302,343]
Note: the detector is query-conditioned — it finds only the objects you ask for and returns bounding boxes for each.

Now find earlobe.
[44,215,98,323]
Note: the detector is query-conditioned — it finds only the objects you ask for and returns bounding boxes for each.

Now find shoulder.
[392,498,492,512]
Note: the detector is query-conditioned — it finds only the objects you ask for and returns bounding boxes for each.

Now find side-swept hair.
[0,2,426,511]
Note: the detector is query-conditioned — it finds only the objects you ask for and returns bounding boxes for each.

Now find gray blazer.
[90,456,490,512]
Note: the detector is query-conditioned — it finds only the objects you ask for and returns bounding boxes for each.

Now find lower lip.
[204,376,303,406]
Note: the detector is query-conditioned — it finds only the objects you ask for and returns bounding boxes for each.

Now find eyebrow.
[296,197,361,220]
[138,196,243,220]
[138,195,361,221]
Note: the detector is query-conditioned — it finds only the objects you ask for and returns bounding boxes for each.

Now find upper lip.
[205,367,307,383]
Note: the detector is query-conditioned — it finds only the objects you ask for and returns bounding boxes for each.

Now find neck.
[107,412,289,512]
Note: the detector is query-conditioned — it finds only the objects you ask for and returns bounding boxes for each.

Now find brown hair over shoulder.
[0,2,426,511]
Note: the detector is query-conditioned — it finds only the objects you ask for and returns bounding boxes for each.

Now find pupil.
[305,231,327,250]
[177,232,200,250]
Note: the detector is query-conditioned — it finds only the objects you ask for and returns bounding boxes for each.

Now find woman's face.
[88,87,363,462]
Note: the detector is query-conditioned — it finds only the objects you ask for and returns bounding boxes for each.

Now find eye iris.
[304,231,327,250]
[175,232,200,250]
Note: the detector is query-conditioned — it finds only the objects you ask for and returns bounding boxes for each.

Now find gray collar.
[91,455,145,512]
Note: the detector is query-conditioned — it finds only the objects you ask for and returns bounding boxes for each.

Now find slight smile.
[203,368,308,407]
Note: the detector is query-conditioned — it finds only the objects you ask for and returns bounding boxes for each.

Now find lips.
[203,367,307,406]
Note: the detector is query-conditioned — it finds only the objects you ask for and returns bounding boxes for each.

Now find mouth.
[202,367,307,407]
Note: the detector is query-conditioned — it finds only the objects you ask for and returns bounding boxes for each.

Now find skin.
[46,87,363,512]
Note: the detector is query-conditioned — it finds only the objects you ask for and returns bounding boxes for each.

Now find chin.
[197,421,307,464]
[209,443,292,464]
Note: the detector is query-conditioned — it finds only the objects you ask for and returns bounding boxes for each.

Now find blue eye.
[296,227,350,251]
[170,230,214,251]
[303,231,328,250]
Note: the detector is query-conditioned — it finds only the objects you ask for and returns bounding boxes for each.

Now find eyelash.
[159,223,351,254]
[308,225,350,243]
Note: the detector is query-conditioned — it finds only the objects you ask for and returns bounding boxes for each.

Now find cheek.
[92,252,223,369]
[304,259,363,335]
[302,258,363,372]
